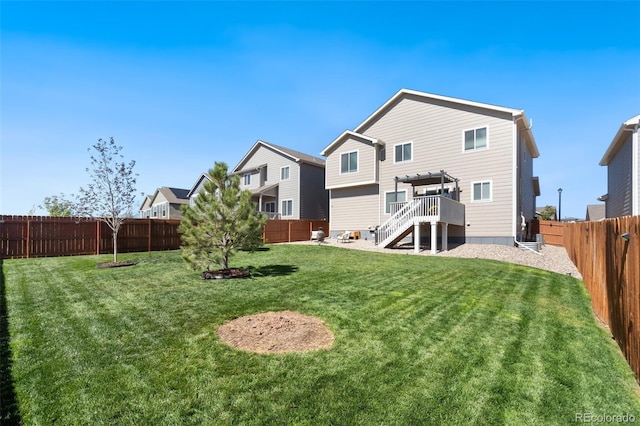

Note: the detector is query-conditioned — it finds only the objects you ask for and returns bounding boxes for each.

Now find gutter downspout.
[512,115,519,243]
[633,123,639,216]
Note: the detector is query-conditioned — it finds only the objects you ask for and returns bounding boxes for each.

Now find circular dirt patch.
[216,311,335,354]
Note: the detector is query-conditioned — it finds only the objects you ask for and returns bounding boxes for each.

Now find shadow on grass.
[247,264,299,277]
[239,247,271,252]
[0,259,21,425]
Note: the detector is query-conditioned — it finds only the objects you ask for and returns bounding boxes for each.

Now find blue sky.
[1,1,639,219]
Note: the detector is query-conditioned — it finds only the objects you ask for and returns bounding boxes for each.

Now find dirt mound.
[216,311,335,354]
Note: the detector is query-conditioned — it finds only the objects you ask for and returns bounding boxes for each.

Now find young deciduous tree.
[76,137,138,262]
[179,162,266,272]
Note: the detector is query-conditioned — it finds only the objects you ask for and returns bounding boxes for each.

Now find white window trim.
[462,125,489,152]
[471,180,492,202]
[393,141,413,164]
[280,165,290,181]
[339,150,359,174]
[384,189,408,214]
[281,199,294,217]
[243,173,251,186]
[280,198,294,217]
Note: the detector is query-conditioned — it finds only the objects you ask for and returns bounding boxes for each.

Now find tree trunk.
[113,231,118,262]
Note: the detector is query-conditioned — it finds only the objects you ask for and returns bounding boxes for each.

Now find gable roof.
[139,194,153,211]
[149,186,190,206]
[585,204,606,221]
[232,140,325,173]
[186,173,212,198]
[599,114,640,166]
[325,88,539,158]
[320,130,382,157]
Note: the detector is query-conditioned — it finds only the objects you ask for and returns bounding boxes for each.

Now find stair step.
[518,241,541,252]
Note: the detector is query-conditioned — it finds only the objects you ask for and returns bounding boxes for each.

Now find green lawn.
[1,245,639,425]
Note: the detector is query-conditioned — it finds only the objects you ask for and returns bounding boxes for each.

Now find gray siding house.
[229,140,328,220]
[187,140,329,220]
[599,114,640,218]
[321,89,540,252]
[139,187,190,219]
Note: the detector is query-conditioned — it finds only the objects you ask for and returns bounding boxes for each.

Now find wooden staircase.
[376,195,465,250]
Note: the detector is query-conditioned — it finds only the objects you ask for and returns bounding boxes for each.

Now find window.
[464,127,487,151]
[280,166,290,181]
[161,204,167,218]
[340,151,358,173]
[264,202,276,213]
[385,191,407,214]
[394,142,412,163]
[281,199,293,217]
[472,181,491,202]
[243,173,251,186]
[152,206,158,217]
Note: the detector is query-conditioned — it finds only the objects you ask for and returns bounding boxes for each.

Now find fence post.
[96,220,100,255]
[26,218,30,259]
[148,219,152,252]
[288,221,292,243]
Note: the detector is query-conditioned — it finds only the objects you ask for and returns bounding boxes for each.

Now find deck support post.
[414,222,420,253]
[442,223,448,252]
[430,221,438,255]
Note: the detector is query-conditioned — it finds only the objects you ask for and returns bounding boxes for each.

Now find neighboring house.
[229,140,329,220]
[139,187,190,219]
[585,204,606,221]
[186,172,212,207]
[320,89,540,252]
[599,114,640,218]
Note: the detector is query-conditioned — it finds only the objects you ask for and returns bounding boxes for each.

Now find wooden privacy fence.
[1,216,329,259]
[537,220,565,246]
[0,216,181,259]
[563,216,640,383]
[262,219,329,244]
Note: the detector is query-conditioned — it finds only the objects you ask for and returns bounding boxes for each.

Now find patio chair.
[337,231,351,243]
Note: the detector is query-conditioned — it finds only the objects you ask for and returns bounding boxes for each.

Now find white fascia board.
[259,140,301,163]
[600,115,640,166]
[231,140,266,173]
[186,173,212,198]
[321,131,380,157]
[354,88,524,134]
[326,180,379,190]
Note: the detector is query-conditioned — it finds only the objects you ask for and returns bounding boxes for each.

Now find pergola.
[389,170,462,254]
[394,170,460,200]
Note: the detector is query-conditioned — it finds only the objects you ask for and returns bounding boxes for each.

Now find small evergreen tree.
[179,162,266,272]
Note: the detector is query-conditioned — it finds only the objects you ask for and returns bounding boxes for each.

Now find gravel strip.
[289,239,582,280]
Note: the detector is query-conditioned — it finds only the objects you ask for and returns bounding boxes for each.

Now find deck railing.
[377,196,464,247]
